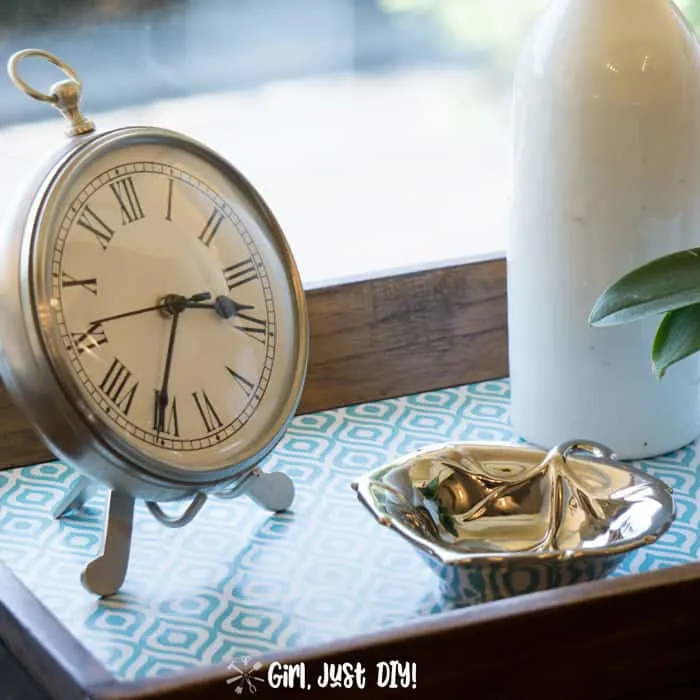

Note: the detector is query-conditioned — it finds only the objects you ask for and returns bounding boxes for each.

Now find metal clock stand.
[52,471,294,597]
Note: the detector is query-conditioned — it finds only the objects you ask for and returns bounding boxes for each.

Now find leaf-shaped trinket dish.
[352,440,674,606]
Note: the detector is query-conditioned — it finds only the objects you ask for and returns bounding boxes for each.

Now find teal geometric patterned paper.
[0,378,696,681]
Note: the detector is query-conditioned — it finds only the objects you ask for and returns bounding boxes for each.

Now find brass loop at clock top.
[8,48,95,136]
[7,48,82,103]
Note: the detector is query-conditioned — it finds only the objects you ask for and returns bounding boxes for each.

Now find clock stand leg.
[244,470,294,513]
[52,475,95,519]
[80,489,134,597]
[52,471,291,596]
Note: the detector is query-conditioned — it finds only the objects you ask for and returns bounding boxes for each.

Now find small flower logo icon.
[226,656,266,695]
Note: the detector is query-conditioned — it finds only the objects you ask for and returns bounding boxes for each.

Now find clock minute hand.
[155,311,180,436]
[154,291,211,436]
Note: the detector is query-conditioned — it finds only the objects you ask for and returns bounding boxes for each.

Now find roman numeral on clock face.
[165,178,174,221]
[198,208,224,247]
[226,366,254,397]
[235,311,268,344]
[110,176,145,225]
[153,391,180,436]
[223,258,258,290]
[99,358,139,415]
[62,272,97,295]
[76,205,115,250]
[192,390,223,433]
[71,322,108,354]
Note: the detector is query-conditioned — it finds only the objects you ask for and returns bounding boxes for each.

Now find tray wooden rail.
[0,257,509,468]
[4,255,700,699]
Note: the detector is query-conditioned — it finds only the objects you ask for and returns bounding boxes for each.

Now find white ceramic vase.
[508,0,700,459]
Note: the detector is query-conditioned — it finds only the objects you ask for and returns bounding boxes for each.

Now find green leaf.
[418,476,440,500]
[652,303,700,378]
[588,248,700,327]
[438,506,459,537]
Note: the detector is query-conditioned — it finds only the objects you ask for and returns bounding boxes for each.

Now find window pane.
[1,1,549,285]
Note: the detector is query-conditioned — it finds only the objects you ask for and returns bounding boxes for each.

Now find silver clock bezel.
[0,126,308,501]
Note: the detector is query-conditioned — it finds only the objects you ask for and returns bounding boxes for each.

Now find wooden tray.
[3,258,700,699]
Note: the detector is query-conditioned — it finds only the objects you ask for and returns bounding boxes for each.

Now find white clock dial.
[43,139,302,473]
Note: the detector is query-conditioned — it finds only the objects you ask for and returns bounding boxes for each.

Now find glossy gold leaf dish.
[352,440,674,605]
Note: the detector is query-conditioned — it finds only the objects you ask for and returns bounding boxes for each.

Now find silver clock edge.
[0,130,107,469]
[0,125,309,502]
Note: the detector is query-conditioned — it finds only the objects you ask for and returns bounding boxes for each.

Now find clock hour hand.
[186,295,254,319]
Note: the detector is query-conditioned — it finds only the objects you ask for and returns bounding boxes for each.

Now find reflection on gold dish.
[352,440,674,605]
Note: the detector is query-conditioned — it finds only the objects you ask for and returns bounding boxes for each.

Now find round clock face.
[33,130,306,475]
